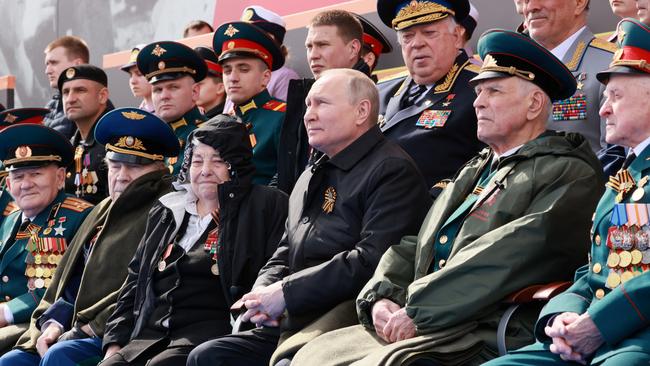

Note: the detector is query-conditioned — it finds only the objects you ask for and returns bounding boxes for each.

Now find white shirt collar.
[633,135,650,157]
[550,26,586,61]
[494,145,523,160]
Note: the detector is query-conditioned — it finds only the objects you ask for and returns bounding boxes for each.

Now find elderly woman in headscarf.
[100,115,288,366]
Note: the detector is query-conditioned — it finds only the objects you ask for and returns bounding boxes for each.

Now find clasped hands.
[545,311,605,364]
[240,281,286,328]
[371,298,417,343]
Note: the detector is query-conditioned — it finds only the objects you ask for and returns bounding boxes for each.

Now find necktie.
[401,84,427,108]
[622,153,637,170]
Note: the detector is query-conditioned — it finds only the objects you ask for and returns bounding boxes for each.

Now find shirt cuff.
[41,319,65,333]
[1,304,13,325]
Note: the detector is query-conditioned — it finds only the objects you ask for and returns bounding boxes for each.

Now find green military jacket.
[531,143,650,364]
[0,191,92,323]
[235,89,285,185]
[356,132,604,360]
[166,106,205,175]
[16,169,172,351]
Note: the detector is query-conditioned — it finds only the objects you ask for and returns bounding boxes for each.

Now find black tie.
[401,84,427,108]
[622,153,637,170]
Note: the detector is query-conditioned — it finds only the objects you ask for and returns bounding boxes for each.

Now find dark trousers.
[187,327,281,366]
[100,345,194,366]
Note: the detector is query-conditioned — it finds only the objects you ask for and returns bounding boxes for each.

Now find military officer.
[376,0,485,197]
[0,108,50,227]
[59,64,114,205]
[194,46,225,119]
[213,21,286,185]
[0,108,180,366]
[484,18,650,366]
[292,29,605,366]
[356,14,392,74]
[137,41,207,175]
[522,0,618,155]
[0,124,93,352]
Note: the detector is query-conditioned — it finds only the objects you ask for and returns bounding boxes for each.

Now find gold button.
[593,263,602,274]
[439,235,448,244]
[439,259,446,268]
[595,289,605,299]
[595,235,601,246]
[4,296,9,301]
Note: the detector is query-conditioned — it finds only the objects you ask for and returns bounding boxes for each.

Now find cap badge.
[224,24,239,37]
[115,136,146,151]
[242,8,254,21]
[152,44,167,57]
[158,61,166,70]
[15,146,32,159]
[4,113,17,123]
[66,68,76,79]
[227,41,235,50]
[322,187,337,214]
[121,110,146,120]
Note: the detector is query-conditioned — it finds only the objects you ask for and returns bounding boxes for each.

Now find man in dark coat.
[187,68,432,366]
[0,107,180,365]
[100,117,288,366]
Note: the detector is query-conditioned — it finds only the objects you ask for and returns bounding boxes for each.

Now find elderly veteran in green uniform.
[0,108,179,366]
[484,18,650,366]
[213,21,286,185]
[0,108,50,227]
[137,41,207,175]
[59,64,114,205]
[376,0,485,197]
[292,29,606,366]
[0,124,93,353]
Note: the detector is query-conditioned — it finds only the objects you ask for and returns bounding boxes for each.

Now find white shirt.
[633,135,650,157]
[177,188,215,252]
[550,26,586,60]
[494,144,524,160]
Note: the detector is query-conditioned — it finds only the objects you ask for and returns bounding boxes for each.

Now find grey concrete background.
[0,0,621,109]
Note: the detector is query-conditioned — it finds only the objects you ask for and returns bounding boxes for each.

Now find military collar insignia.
[434,61,466,94]
[322,187,336,214]
[151,44,167,57]
[238,99,258,115]
[169,118,187,131]
[564,41,587,71]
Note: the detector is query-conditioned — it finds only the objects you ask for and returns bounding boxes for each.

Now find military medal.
[27,278,36,290]
[619,250,632,267]
[632,176,648,201]
[322,187,337,214]
[442,94,455,107]
[34,278,45,289]
[204,213,221,276]
[607,252,621,268]
[607,169,636,203]
[158,243,174,272]
[211,264,220,276]
[606,271,621,288]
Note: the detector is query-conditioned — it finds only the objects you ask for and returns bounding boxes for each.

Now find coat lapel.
[562,28,594,72]
[0,215,21,273]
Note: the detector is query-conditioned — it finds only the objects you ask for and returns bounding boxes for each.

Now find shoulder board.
[464,63,480,74]
[262,100,286,113]
[590,38,617,53]
[61,197,93,213]
[377,69,409,84]
[3,201,18,217]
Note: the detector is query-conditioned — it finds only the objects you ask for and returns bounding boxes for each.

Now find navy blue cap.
[0,124,73,170]
[95,108,180,165]
[137,41,207,84]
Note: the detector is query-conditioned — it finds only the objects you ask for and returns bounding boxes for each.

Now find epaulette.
[590,38,617,53]
[262,100,286,113]
[61,197,93,213]
[377,68,409,84]
[464,63,481,74]
[3,201,18,216]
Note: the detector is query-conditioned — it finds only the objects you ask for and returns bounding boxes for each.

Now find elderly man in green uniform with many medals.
[485,18,650,366]
[292,28,606,366]
[0,124,93,353]
[213,21,286,185]
[0,107,180,366]
[137,41,207,175]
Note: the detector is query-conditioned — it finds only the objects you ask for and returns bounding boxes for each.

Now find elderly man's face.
[190,142,230,203]
[610,0,639,18]
[62,79,107,122]
[524,0,585,49]
[107,160,162,200]
[600,75,650,148]
[304,73,363,157]
[7,164,64,219]
[473,77,531,147]
[638,0,650,24]
[398,19,463,85]
[152,76,198,123]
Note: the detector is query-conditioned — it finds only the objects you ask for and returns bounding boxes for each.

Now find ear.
[349,39,362,62]
[215,80,226,96]
[191,82,201,102]
[575,0,589,16]
[261,67,272,88]
[55,167,66,190]
[526,89,547,121]
[72,58,84,66]
[5,177,11,191]
[451,24,464,50]
[98,87,109,105]
[355,99,371,126]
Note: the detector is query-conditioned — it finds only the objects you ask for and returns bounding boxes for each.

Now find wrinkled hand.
[383,308,417,343]
[372,299,401,342]
[241,282,286,327]
[36,323,62,357]
[103,344,121,360]
[561,313,604,362]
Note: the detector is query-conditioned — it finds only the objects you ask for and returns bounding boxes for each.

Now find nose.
[473,89,486,110]
[599,97,612,119]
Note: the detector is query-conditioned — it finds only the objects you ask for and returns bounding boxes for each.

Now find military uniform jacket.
[378,50,485,194]
[64,104,114,205]
[167,106,205,175]
[234,89,286,185]
[356,132,604,360]
[15,170,173,352]
[0,191,92,324]
[547,27,617,153]
[0,186,18,229]
[254,126,432,331]
[531,144,650,364]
